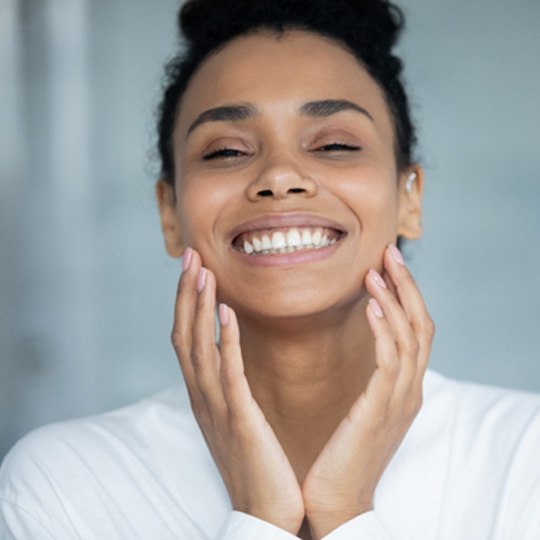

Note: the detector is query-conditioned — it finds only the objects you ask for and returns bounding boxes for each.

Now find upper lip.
[228,212,347,243]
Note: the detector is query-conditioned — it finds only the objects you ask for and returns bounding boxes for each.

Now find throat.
[237,301,377,481]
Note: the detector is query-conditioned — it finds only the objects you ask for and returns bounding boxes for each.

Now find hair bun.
[179,0,404,54]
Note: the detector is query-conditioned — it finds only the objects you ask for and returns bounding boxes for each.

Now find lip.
[227,212,347,244]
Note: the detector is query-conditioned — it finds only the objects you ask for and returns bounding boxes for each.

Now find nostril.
[257,189,273,197]
[288,187,306,194]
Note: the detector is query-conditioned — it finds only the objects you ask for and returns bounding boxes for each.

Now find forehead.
[177,30,393,136]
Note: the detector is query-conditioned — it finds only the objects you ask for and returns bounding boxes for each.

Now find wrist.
[306,504,373,539]
[235,505,304,535]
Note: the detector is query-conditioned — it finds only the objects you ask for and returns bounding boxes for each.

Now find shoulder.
[3,386,185,460]
[379,370,540,537]
[421,370,540,514]
[0,387,226,538]
[422,369,540,436]
[0,385,206,505]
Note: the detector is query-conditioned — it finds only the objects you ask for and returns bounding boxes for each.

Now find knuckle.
[406,392,423,418]
[382,355,400,375]
[380,354,401,379]
[398,271,416,288]
[194,406,211,427]
[187,391,207,418]
[220,357,244,385]
[171,329,184,351]
[190,348,203,370]
[402,337,420,357]
[221,365,239,389]
[226,406,249,432]
[176,278,183,297]
[425,317,436,337]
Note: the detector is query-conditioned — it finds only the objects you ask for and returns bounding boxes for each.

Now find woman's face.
[159,30,422,319]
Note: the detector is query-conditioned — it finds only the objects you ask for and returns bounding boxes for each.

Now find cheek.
[176,173,237,256]
[335,170,399,228]
[175,174,215,247]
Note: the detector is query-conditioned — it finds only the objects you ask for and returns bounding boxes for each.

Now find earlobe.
[397,165,424,240]
[155,180,185,258]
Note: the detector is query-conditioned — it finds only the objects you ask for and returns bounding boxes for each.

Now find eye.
[315,142,361,153]
[202,148,247,160]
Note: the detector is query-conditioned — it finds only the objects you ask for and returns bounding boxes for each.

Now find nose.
[246,157,318,201]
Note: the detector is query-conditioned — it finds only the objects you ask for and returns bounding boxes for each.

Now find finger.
[365,268,420,401]
[366,269,419,363]
[192,267,227,413]
[172,248,202,396]
[353,298,400,418]
[383,245,430,328]
[218,304,258,417]
[384,245,435,377]
[382,270,397,298]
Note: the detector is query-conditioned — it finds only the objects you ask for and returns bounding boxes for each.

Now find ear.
[155,180,185,258]
[397,165,424,240]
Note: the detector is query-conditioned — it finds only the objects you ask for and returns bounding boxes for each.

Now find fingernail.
[369,298,384,318]
[197,267,207,292]
[219,303,230,326]
[370,269,387,289]
[389,243,405,265]
[182,247,193,271]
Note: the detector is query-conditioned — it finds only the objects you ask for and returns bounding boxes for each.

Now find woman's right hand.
[172,247,305,534]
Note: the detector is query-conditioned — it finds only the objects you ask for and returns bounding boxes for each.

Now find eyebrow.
[186,104,257,137]
[186,99,373,138]
[299,99,374,122]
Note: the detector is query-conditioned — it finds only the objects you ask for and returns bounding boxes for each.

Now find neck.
[237,298,376,481]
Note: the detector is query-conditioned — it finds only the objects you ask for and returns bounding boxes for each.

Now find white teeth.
[321,234,329,247]
[312,229,322,246]
[261,234,272,250]
[287,229,302,248]
[271,231,286,250]
[253,237,262,251]
[243,240,254,254]
[302,229,312,247]
[239,227,339,255]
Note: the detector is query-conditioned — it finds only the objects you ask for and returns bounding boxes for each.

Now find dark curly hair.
[157,0,417,184]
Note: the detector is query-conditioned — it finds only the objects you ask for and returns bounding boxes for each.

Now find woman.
[1,1,539,539]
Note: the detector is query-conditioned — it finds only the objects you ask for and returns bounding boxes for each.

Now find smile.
[234,227,342,255]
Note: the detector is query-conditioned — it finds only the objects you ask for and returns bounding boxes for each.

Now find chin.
[227,284,367,325]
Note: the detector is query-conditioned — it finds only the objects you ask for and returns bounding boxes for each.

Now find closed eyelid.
[202,146,250,159]
[316,143,361,149]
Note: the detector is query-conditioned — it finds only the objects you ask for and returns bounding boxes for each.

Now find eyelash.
[202,143,361,160]
[317,143,361,152]
[203,148,246,160]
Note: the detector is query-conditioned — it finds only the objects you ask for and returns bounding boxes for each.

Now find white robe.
[1,370,539,539]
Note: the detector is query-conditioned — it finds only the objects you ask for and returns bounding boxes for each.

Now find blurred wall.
[1,0,539,460]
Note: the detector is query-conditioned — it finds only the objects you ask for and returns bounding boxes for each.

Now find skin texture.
[156,31,434,539]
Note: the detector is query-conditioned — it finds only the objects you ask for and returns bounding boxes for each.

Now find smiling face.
[157,30,423,320]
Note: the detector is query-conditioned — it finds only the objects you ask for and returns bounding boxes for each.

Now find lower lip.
[231,238,343,267]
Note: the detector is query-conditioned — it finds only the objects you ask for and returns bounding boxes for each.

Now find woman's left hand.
[302,244,435,539]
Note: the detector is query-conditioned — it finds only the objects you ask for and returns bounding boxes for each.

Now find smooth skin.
[157,31,435,539]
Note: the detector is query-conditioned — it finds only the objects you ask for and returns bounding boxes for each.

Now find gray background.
[1,0,539,461]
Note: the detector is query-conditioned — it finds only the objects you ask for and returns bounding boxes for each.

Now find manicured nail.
[389,243,405,265]
[370,269,387,289]
[369,298,384,318]
[197,267,207,292]
[219,303,230,326]
[182,247,193,271]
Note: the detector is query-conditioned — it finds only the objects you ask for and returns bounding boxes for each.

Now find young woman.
[1,1,539,539]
